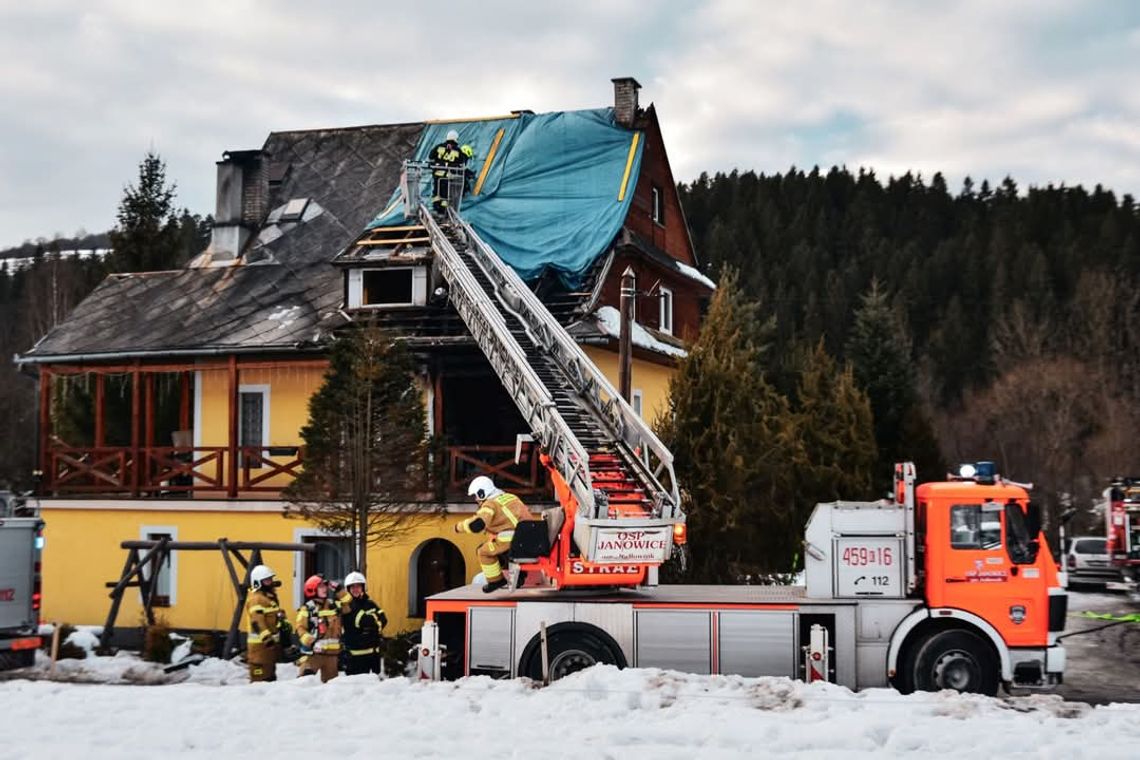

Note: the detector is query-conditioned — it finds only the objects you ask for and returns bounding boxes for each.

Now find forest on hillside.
[679,167,1140,537]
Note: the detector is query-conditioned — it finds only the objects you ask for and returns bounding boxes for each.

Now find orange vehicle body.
[917,480,1063,649]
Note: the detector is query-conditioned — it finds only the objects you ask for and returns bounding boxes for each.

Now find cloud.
[0,0,1138,246]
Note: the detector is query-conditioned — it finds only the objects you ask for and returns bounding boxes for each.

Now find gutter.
[14,342,326,366]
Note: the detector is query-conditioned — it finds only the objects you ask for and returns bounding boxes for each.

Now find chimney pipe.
[612,77,641,128]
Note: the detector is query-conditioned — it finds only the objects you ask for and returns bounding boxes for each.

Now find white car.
[1064,536,1120,585]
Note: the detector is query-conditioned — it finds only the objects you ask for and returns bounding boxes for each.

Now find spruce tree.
[846,280,942,485]
[659,269,800,582]
[284,324,433,575]
[792,339,877,528]
[108,152,184,273]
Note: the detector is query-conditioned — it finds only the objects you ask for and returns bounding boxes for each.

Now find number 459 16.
[842,546,893,566]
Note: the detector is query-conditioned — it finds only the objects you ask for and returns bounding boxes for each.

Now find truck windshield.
[1004,502,1037,565]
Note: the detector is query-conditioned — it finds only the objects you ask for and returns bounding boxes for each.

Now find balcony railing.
[44,443,552,500]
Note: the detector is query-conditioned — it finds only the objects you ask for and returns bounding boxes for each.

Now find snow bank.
[594,305,688,358]
[1,664,1137,758]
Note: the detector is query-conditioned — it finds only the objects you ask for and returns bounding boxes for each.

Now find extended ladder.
[420,206,684,578]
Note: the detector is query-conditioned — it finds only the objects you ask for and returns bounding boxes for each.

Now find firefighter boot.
[482,577,508,593]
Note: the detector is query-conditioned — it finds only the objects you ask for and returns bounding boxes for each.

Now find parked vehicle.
[416,462,1068,696]
[1103,480,1140,596]
[1064,536,1119,585]
[0,491,44,671]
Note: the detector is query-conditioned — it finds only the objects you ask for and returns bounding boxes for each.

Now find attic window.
[659,286,674,335]
[280,197,310,222]
[651,185,665,225]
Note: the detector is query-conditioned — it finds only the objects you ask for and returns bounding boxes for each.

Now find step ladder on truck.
[416,462,1068,695]
[398,160,686,591]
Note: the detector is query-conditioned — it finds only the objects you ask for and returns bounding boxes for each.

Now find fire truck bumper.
[1045,644,1066,682]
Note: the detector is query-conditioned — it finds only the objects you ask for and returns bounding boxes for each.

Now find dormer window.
[347,267,428,308]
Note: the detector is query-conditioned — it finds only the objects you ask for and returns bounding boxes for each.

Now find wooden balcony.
[44,443,552,500]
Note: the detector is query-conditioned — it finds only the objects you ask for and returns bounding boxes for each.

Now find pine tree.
[659,269,801,582]
[792,339,877,529]
[108,152,184,273]
[284,324,433,575]
[846,280,942,485]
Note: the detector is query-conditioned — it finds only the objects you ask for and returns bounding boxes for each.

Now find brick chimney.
[612,77,641,128]
[208,149,264,261]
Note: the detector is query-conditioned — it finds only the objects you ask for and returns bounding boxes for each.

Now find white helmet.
[249,564,275,590]
[344,571,366,588]
[468,475,500,501]
[445,129,459,142]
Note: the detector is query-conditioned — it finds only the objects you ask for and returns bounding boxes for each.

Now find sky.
[1,0,1138,248]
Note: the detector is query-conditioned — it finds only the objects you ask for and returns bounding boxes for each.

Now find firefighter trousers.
[476,533,514,581]
[345,650,382,676]
[299,652,339,682]
[249,661,276,682]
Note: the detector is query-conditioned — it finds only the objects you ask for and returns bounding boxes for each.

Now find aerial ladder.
[392,162,685,589]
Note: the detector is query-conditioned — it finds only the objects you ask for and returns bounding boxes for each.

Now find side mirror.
[1026,502,1042,537]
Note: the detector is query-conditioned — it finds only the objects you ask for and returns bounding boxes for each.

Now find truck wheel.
[911,630,999,696]
[519,622,626,682]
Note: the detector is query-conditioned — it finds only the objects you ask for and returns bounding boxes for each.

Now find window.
[348,267,429,308]
[364,269,413,304]
[651,185,664,225]
[659,286,674,335]
[239,385,269,468]
[632,389,643,417]
[140,526,177,607]
[1073,538,1106,555]
[949,504,1002,550]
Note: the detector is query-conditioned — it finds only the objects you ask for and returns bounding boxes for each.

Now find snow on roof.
[675,260,716,289]
[593,305,687,359]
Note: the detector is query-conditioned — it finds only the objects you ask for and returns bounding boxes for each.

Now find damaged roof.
[20,123,423,362]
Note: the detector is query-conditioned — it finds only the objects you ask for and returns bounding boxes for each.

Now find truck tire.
[910,629,999,696]
[518,622,626,682]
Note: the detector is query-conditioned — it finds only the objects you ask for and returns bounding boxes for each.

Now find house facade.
[17,78,714,637]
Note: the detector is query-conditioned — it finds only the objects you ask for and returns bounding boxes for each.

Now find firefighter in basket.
[455,475,534,593]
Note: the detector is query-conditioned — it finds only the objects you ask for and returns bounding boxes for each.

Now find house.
[16,78,714,637]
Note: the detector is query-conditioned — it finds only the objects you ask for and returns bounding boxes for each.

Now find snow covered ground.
[2,653,1138,759]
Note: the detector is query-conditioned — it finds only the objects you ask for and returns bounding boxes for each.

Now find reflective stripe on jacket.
[457,491,533,536]
[245,589,284,662]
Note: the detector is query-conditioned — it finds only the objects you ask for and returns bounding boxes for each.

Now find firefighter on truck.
[455,475,535,592]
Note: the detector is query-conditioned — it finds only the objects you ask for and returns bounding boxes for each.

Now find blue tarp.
[367,108,643,288]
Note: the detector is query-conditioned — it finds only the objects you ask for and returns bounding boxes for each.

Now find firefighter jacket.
[342,594,388,655]
[246,588,285,665]
[296,591,350,655]
[430,140,471,174]
[457,491,534,538]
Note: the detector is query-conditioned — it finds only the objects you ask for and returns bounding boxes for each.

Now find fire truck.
[0,492,44,671]
[367,202,1066,694]
[416,462,1067,695]
[1103,479,1140,596]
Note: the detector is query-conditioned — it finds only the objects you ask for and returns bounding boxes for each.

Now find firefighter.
[429,129,475,214]
[245,564,289,683]
[295,574,350,682]
[341,570,388,675]
[455,475,534,592]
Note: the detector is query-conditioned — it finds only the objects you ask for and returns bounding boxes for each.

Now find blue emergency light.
[957,461,997,485]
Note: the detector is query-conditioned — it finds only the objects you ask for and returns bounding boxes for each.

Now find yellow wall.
[40,506,488,635]
[582,346,675,424]
[196,365,327,490]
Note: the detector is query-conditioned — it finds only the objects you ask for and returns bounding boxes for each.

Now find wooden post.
[618,266,636,402]
[220,540,249,658]
[94,372,106,448]
[227,355,238,498]
[49,624,61,675]
[38,367,51,491]
[99,548,139,652]
[144,373,155,490]
[130,363,141,496]
[179,371,191,433]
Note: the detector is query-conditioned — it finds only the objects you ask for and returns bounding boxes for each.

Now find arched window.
[408,538,466,618]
